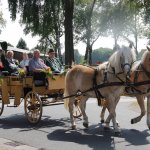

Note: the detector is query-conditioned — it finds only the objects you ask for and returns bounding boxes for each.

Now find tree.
[92,47,113,64]
[74,0,103,65]
[63,0,74,66]
[8,0,74,65]
[16,38,28,50]
[0,11,6,34]
[74,49,82,64]
[8,0,64,58]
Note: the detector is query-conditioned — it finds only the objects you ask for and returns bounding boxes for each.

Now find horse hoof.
[117,123,120,127]
[101,120,105,124]
[114,131,121,136]
[131,119,134,124]
[72,125,76,130]
[83,122,88,128]
[104,126,110,131]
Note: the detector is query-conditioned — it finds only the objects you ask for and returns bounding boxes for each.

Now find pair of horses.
[64,45,150,134]
[64,45,136,134]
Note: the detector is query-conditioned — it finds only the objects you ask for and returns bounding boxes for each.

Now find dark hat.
[48,49,55,53]
[0,41,8,51]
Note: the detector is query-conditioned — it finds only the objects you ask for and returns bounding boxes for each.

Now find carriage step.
[7,105,18,107]
[42,101,63,106]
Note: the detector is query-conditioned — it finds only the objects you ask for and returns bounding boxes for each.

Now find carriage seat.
[1,71,9,76]
[32,71,48,87]
[1,71,19,76]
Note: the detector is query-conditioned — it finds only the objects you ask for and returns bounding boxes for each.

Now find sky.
[0,0,149,55]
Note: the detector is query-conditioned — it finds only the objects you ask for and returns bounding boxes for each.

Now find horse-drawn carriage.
[0,73,82,124]
[1,41,150,134]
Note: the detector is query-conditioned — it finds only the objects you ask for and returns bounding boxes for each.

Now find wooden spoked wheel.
[24,91,42,124]
[0,98,4,116]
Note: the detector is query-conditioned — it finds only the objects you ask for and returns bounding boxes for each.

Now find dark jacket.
[1,53,19,75]
[45,57,64,73]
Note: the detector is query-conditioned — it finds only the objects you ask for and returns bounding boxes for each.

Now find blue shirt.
[29,58,48,72]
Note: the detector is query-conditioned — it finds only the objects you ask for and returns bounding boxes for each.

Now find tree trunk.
[64,0,74,66]
[84,0,96,65]
[88,45,92,65]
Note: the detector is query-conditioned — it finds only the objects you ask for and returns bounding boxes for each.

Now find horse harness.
[125,63,150,95]
[62,64,150,102]
[92,64,129,106]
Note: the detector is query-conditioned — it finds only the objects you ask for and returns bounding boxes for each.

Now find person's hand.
[45,67,51,72]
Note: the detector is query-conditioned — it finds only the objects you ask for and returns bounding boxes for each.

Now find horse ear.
[146,46,150,51]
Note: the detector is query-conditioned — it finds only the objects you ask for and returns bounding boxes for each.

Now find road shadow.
[47,124,116,150]
[121,128,150,146]
[0,114,69,131]
[47,124,150,150]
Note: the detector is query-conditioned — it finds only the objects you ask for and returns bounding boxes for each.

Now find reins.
[63,60,150,100]
[62,79,150,100]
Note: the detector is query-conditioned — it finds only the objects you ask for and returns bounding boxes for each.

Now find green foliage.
[92,47,113,64]
[74,49,82,64]
[16,38,28,50]
[0,11,6,34]
[8,0,64,53]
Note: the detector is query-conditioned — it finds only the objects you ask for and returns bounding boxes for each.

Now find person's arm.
[45,58,53,70]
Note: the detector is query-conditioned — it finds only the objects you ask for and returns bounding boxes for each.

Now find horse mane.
[141,50,148,64]
[108,45,136,73]
[131,60,141,72]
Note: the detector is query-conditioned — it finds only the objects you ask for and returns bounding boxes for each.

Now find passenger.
[29,49,50,74]
[0,50,20,75]
[45,49,64,74]
[20,52,29,68]
[28,49,50,86]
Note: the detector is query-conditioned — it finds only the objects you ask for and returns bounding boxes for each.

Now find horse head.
[109,44,136,76]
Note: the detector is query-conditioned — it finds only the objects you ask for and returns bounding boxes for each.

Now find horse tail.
[64,89,69,111]
[64,71,70,111]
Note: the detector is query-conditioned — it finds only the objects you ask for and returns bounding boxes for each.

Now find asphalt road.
[0,96,150,150]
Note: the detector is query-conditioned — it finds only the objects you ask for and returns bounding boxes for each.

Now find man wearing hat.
[0,42,20,75]
[45,49,64,73]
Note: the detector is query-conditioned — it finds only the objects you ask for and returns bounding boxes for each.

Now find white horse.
[100,46,150,130]
[64,45,136,134]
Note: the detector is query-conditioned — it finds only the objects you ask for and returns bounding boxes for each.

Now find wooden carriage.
[0,74,81,124]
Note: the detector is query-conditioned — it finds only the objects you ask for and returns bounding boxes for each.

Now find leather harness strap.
[93,68,104,106]
[125,63,150,94]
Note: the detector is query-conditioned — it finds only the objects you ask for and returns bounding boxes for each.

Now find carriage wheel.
[73,104,82,118]
[0,98,4,116]
[24,91,43,124]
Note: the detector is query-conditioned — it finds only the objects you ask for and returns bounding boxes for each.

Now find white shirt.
[20,59,29,68]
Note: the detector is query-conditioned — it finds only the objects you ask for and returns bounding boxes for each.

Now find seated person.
[28,49,50,86]
[20,52,29,68]
[20,52,30,75]
[0,50,20,75]
[29,49,50,73]
[45,49,64,74]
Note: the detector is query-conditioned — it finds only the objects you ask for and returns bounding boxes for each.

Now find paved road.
[0,96,150,150]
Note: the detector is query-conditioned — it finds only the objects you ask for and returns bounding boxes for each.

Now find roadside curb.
[0,138,37,150]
